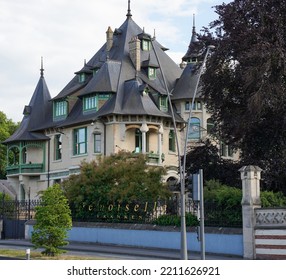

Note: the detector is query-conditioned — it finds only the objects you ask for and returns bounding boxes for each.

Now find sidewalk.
[0,239,243,260]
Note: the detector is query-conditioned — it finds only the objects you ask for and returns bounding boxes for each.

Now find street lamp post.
[152,37,214,260]
[180,45,215,260]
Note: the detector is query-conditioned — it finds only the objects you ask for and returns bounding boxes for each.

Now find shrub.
[153,213,199,227]
[31,184,72,256]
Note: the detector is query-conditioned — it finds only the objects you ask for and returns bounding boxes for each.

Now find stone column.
[158,125,163,164]
[239,165,262,259]
[140,123,149,154]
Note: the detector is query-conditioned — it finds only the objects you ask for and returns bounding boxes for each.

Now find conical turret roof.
[3,66,52,143]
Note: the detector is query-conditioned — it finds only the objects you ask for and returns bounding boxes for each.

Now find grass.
[0,248,105,260]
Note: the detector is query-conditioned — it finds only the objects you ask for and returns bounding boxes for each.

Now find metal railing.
[0,198,242,227]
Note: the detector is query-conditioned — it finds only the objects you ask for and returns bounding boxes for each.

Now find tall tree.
[201,0,286,192]
[0,112,19,179]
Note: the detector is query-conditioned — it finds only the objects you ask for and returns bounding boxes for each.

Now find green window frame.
[135,128,149,152]
[73,127,87,155]
[83,94,97,112]
[54,134,62,160]
[54,100,68,119]
[159,96,168,112]
[79,73,86,83]
[142,39,151,51]
[94,133,101,153]
[148,67,156,79]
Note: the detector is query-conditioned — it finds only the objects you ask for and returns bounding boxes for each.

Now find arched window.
[188,117,201,140]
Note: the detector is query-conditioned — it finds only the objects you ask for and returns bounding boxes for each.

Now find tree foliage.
[0,111,19,179]
[62,151,171,218]
[185,140,241,188]
[31,184,72,256]
[204,179,286,208]
[200,0,286,192]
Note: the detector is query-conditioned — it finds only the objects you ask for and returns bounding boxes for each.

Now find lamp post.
[152,36,214,259]
[180,45,215,260]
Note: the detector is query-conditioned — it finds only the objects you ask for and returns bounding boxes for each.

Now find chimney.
[106,26,113,54]
[129,36,141,72]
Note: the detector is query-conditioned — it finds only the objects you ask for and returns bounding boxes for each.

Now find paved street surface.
[0,239,242,260]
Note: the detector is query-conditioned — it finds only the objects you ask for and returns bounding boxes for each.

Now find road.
[0,239,242,260]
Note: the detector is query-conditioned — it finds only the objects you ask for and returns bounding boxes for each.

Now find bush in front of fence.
[153,213,199,227]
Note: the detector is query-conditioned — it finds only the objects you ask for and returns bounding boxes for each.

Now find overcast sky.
[0,0,230,122]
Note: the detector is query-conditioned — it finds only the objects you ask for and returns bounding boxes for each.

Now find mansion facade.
[3,5,234,199]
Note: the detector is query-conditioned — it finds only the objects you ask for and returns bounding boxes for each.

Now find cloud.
[0,0,223,122]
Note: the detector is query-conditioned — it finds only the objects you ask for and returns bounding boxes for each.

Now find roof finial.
[40,56,44,77]
[191,14,198,43]
[126,0,132,18]
[192,14,196,34]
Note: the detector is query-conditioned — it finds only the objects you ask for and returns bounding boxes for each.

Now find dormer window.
[148,67,156,79]
[53,100,68,120]
[142,39,151,51]
[83,94,97,112]
[83,93,111,113]
[159,96,168,112]
[23,105,32,116]
[79,73,86,83]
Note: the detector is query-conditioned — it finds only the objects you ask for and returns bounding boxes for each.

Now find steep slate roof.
[5,6,186,135]
[51,11,183,127]
[172,16,204,101]
[182,16,203,63]
[172,63,202,100]
[79,60,121,96]
[3,70,51,144]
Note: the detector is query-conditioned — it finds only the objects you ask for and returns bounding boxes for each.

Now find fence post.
[239,165,262,259]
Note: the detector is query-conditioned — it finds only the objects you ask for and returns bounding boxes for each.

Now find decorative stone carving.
[255,208,286,228]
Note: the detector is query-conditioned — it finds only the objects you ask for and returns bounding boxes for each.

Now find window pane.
[94,134,101,153]
[84,95,97,111]
[185,101,190,111]
[55,100,67,117]
[74,127,87,155]
[188,118,201,140]
[54,134,62,160]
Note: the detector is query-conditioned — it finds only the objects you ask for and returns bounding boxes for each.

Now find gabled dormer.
[75,62,93,84]
[138,30,152,51]
[53,98,68,120]
[141,55,159,80]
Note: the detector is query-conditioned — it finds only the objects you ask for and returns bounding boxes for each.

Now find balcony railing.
[6,163,44,175]
[131,151,165,164]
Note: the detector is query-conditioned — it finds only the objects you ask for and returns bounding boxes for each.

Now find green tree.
[185,139,241,188]
[62,151,171,219]
[204,179,286,208]
[201,0,286,193]
[0,111,19,179]
[31,184,72,256]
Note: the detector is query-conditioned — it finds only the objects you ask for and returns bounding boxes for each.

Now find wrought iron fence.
[204,202,242,228]
[0,199,41,220]
[69,198,242,228]
[0,198,242,228]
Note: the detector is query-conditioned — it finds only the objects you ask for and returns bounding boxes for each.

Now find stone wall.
[240,165,286,259]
